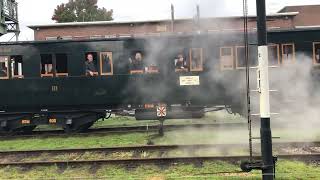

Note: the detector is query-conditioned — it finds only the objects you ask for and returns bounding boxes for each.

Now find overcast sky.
[1,0,319,41]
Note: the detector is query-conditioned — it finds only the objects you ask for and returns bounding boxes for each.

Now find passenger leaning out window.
[129,52,145,74]
[174,54,187,72]
[85,53,98,76]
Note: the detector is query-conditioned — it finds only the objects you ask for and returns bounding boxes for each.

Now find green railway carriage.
[0,28,319,133]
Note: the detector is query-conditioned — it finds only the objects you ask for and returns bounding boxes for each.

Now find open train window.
[0,56,9,79]
[236,46,246,69]
[220,47,234,70]
[313,42,320,65]
[174,53,188,73]
[100,52,113,75]
[268,44,280,67]
[56,54,68,77]
[236,46,257,69]
[10,55,23,78]
[85,52,99,76]
[189,48,203,71]
[129,51,145,74]
[282,44,295,64]
[41,54,53,77]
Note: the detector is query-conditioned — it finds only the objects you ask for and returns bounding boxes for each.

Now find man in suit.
[85,53,97,76]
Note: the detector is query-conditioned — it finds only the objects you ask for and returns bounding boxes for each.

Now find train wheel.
[0,127,8,134]
[20,126,37,134]
[76,121,95,132]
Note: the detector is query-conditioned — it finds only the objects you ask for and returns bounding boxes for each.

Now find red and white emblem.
[157,106,167,117]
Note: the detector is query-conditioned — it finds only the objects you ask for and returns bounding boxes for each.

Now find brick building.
[28,5,320,41]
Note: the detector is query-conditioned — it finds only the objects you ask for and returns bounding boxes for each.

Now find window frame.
[220,46,234,70]
[129,51,145,74]
[10,55,24,79]
[268,44,280,67]
[281,43,295,64]
[40,53,69,78]
[99,52,114,76]
[40,54,54,78]
[85,52,99,76]
[235,46,247,69]
[313,42,320,66]
[0,56,9,80]
[55,53,69,77]
[189,48,203,72]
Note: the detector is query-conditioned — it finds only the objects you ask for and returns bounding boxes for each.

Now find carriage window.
[236,46,257,69]
[41,54,53,77]
[56,54,68,77]
[100,52,113,75]
[236,46,246,68]
[313,42,320,65]
[189,48,203,71]
[10,56,24,78]
[282,44,295,64]
[174,53,188,73]
[85,52,99,76]
[220,47,234,70]
[0,56,9,79]
[129,51,145,74]
[268,45,280,67]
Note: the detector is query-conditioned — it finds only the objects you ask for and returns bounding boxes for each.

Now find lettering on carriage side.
[21,119,31,124]
[179,76,200,86]
[49,118,57,124]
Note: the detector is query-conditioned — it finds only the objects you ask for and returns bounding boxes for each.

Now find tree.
[52,0,113,23]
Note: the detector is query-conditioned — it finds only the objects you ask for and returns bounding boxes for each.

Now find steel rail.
[0,141,320,157]
[0,154,320,167]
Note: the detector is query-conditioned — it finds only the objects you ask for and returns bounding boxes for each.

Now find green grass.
[3,125,320,152]
[0,133,151,151]
[0,160,319,179]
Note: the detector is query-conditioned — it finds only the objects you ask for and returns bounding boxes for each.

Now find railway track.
[0,154,320,168]
[1,142,320,167]
[0,122,246,139]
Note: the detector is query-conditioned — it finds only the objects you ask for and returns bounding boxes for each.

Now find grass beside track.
[2,125,320,151]
[0,160,320,179]
[0,133,150,151]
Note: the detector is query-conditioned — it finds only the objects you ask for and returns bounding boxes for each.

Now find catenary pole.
[256,0,274,179]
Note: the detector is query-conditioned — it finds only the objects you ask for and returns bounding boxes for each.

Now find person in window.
[130,52,144,71]
[0,65,7,77]
[174,54,187,70]
[85,53,97,76]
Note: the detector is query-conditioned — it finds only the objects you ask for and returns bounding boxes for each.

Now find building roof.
[28,12,299,29]
[278,4,320,13]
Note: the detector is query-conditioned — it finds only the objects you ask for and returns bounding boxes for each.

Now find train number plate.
[49,118,57,124]
[179,76,200,86]
[21,119,31,124]
[157,106,167,117]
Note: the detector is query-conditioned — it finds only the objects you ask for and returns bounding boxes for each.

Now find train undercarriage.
[0,103,238,134]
